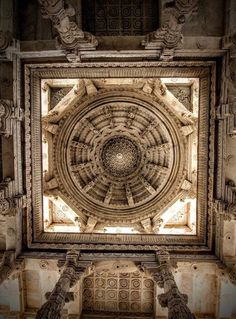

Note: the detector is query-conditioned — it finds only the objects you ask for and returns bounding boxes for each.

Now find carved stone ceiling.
[40,76,198,235]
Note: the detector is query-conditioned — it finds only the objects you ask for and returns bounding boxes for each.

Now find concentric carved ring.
[101,136,141,177]
[54,90,185,221]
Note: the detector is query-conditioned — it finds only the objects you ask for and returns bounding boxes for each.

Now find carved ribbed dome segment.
[101,137,141,177]
[55,90,185,221]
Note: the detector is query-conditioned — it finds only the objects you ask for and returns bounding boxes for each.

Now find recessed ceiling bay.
[25,62,213,250]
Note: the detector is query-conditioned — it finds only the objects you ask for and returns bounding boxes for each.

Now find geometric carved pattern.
[83,271,154,314]
[82,0,159,36]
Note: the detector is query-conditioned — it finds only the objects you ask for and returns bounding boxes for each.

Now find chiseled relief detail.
[82,270,154,314]
[40,77,198,235]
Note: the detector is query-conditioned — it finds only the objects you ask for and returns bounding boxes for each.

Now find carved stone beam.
[139,176,156,195]
[36,250,88,319]
[38,0,97,61]
[142,0,199,60]
[126,106,138,128]
[103,105,115,128]
[104,184,113,205]
[152,250,196,319]
[125,184,134,207]
[0,251,23,285]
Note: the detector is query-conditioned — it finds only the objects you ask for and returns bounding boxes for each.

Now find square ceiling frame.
[23,61,216,253]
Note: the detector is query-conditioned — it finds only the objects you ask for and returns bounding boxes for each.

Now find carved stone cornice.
[142,0,199,60]
[38,0,97,61]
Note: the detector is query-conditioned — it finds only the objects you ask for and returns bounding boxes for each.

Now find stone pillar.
[152,250,195,319]
[36,250,88,319]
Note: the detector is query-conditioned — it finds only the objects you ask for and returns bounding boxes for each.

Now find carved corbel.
[0,189,26,217]
[84,217,97,233]
[42,121,59,135]
[38,0,98,62]
[142,0,198,60]
[0,251,23,285]
[44,178,59,191]
[140,218,152,233]
[0,31,19,61]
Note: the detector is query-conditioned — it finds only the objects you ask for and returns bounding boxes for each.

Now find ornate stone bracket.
[36,250,92,319]
[0,100,14,137]
[0,31,19,61]
[38,0,97,62]
[0,187,26,217]
[142,0,199,60]
[0,251,24,285]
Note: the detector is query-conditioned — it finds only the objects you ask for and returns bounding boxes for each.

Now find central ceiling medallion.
[101,136,141,177]
[54,90,185,222]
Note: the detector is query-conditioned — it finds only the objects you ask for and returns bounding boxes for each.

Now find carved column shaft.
[153,250,195,319]
[36,251,86,319]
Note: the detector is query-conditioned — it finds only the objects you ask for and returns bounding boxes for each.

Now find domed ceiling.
[39,75,198,235]
[54,90,185,222]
